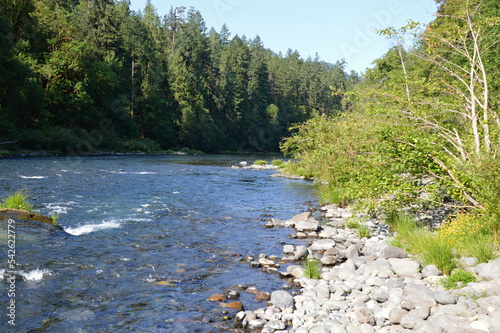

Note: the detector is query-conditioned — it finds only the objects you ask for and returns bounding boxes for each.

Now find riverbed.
[0,154,317,332]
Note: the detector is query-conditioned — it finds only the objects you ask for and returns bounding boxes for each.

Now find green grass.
[253,160,267,166]
[442,269,476,290]
[346,220,371,238]
[303,257,322,279]
[388,212,458,275]
[0,190,34,211]
[460,234,498,264]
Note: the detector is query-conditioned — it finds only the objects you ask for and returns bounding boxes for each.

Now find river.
[0,154,317,332]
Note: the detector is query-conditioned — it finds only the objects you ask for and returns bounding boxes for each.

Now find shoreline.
[215,180,500,332]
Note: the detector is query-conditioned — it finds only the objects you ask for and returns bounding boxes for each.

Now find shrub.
[271,159,284,167]
[0,190,34,211]
[442,269,476,290]
[253,160,267,166]
[303,257,322,279]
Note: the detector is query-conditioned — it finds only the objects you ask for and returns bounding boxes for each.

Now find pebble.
[212,204,500,332]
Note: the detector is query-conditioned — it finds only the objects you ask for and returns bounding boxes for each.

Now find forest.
[0,0,358,154]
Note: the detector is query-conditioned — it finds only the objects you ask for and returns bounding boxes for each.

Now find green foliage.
[442,270,477,290]
[271,159,284,167]
[303,257,322,279]
[0,1,353,154]
[0,190,34,211]
[387,212,457,274]
[253,160,267,166]
[346,220,371,238]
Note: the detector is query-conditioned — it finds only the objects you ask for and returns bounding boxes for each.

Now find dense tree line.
[283,0,500,227]
[0,0,356,154]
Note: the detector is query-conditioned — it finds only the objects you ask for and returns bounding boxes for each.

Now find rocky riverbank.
[210,204,500,333]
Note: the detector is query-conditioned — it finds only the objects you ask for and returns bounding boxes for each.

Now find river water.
[0,154,317,332]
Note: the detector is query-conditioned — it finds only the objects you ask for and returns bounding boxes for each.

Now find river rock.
[209,293,226,301]
[383,246,407,259]
[270,290,294,310]
[422,264,442,277]
[247,319,267,330]
[389,308,408,324]
[475,257,500,280]
[295,219,320,232]
[259,258,275,266]
[220,301,244,311]
[291,211,311,223]
[294,246,310,260]
[434,291,456,305]
[355,308,375,325]
[388,258,421,279]
[283,244,295,254]
[255,291,271,301]
[309,239,336,252]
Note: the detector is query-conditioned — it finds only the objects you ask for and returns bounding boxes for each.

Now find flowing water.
[0,154,317,332]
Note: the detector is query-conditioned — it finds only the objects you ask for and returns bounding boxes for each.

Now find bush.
[0,190,34,211]
[123,138,161,153]
[303,257,322,279]
[253,160,267,166]
[271,159,284,167]
[442,269,476,290]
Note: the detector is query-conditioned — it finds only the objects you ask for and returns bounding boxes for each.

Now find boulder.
[309,239,336,252]
[475,258,500,280]
[254,291,271,301]
[388,258,421,279]
[270,290,294,310]
[384,246,407,259]
[295,219,320,232]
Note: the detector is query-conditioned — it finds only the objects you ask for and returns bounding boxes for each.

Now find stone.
[400,314,422,329]
[422,264,442,277]
[434,291,457,305]
[345,244,360,258]
[320,255,337,265]
[308,324,331,333]
[384,246,407,259]
[291,211,311,223]
[475,258,500,280]
[389,308,408,324]
[388,258,421,279]
[224,289,240,299]
[295,219,320,232]
[263,319,286,331]
[319,226,338,238]
[410,305,430,320]
[209,293,226,301]
[0,208,59,225]
[270,290,294,310]
[371,287,389,303]
[402,284,437,307]
[220,301,244,311]
[246,319,267,330]
[259,258,275,266]
[309,239,336,252]
[283,244,295,254]
[355,308,375,325]
[254,291,271,301]
[294,246,309,260]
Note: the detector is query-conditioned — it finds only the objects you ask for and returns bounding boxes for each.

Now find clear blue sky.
[129,0,438,73]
